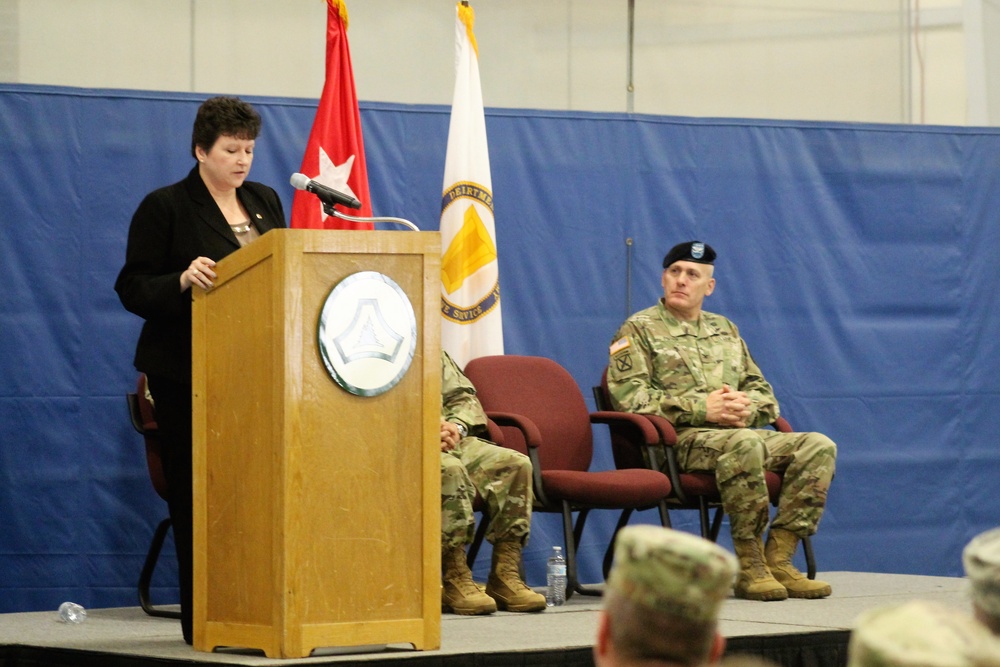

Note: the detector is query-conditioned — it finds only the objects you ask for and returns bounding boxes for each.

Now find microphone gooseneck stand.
[322,203,420,231]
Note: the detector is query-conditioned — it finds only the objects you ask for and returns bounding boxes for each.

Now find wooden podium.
[190,229,441,659]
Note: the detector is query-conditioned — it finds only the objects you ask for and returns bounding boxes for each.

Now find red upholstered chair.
[126,374,181,619]
[595,368,816,579]
[462,355,673,598]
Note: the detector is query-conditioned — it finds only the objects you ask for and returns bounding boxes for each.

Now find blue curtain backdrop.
[1,83,999,612]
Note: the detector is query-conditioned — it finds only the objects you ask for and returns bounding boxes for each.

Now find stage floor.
[0,572,971,666]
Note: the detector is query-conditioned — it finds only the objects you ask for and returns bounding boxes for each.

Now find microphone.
[290,172,362,210]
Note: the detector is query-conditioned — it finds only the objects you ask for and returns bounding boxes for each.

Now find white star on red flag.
[314,148,359,221]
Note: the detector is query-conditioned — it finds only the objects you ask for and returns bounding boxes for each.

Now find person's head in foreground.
[847,600,1000,667]
[594,525,738,667]
[964,527,1000,636]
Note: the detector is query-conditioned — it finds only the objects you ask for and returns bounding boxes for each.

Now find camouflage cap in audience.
[848,600,1000,667]
[606,525,737,623]
[964,527,1000,618]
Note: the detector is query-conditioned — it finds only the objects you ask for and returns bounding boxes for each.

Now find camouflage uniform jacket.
[608,300,780,428]
[441,350,488,436]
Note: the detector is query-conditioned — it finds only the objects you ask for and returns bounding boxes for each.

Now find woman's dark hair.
[190,96,261,158]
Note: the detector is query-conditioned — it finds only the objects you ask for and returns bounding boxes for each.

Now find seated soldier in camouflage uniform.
[440,350,546,615]
[595,525,737,667]
[607,241,836,602]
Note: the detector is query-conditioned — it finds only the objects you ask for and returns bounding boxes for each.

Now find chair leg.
[572,507,590,552]
[803,535,816,580]
[601,502,672,580]
[561,502,579,600]
[139,517,181,620]
[561,503,603,598]
[698,497,711,538]
[602,509,634,580]
[708,506,725,541]
[657,500,672,529]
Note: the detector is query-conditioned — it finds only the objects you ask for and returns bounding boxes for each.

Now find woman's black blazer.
[115,166,287,383]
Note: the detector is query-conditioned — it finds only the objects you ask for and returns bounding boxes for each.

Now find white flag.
[439,1,503,369]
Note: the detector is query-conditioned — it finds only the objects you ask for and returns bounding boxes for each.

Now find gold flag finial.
[457,2,478,59]
[328,0,349,30]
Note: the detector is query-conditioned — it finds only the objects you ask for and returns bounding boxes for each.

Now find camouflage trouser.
[440,436,533,549]
[675,428,836,541]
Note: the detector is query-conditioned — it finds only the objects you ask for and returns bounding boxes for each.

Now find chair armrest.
[590,411,660,446]
[641,414,678,446]
[592,412,674,482]
[639,414,687,502]
[484,410,549,507]
[485,417,505,447]
[773,416,793,432]
[485,411,542,449]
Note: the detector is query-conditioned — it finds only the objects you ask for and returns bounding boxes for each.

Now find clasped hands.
[440,419,462,452]
[705,384,752,428]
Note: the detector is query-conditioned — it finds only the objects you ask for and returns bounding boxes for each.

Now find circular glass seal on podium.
[317,271,417,397]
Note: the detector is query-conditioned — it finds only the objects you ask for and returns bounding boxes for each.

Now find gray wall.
[2,0,994,125]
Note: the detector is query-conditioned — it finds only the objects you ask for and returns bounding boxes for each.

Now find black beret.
[662,241,716,268]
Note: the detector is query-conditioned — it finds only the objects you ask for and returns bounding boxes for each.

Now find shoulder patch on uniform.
[610,337,633,372]
[610,337,631,355]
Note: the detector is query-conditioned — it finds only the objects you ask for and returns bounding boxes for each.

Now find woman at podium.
[115,96,286,644]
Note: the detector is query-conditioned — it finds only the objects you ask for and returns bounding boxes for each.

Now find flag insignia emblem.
[441,188,497,295]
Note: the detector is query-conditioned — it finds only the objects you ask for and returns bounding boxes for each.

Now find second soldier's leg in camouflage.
[459,437,533,543]
[440,447,496,615]
[760,430,836,599]
[760,430,837,537]
[676,428,787,601]
[440,449,476,548]
[459,438,546,612]
[676,428,772,540]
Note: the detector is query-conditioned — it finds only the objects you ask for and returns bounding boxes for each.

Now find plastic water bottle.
[58,601,87,624]
[546,545,567,606]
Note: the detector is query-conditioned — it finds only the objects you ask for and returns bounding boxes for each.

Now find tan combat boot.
[485,540,547,612]
[441,546,497,615]
[732,537,788,601]
[765,528,832,599]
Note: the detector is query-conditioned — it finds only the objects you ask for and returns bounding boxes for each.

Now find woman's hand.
[181,257,217,291]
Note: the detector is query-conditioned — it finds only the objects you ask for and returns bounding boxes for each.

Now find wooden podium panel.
[191,230,441,658]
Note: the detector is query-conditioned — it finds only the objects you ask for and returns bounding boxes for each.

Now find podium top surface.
[200,229,442,293]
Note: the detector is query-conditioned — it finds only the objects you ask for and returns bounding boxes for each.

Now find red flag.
[290,0,373,229]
